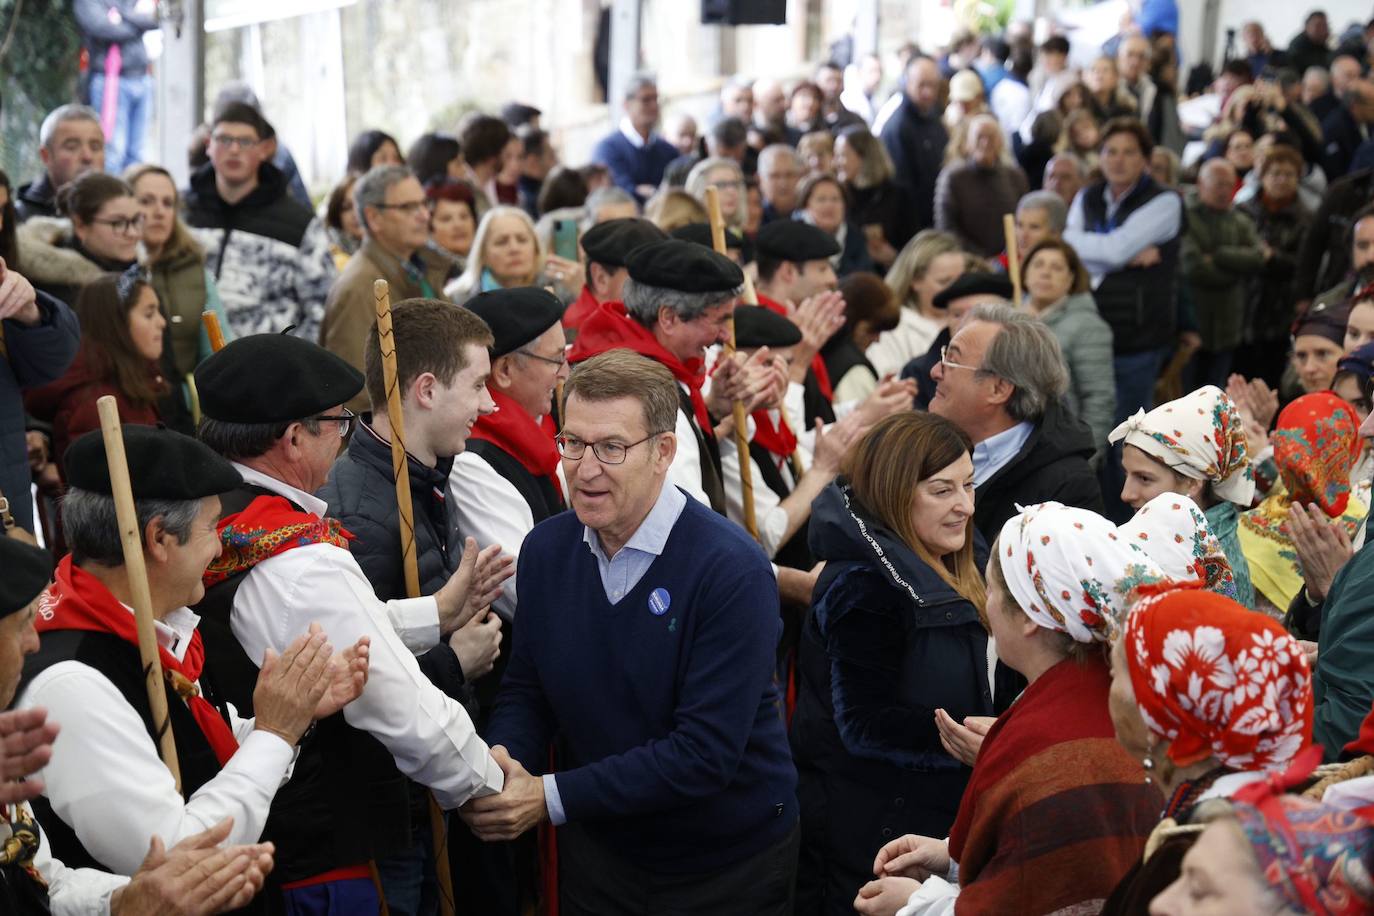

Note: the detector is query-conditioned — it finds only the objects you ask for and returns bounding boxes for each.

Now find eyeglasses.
[92,214,145,235]
[517,348,567,369]
[211,134,261,150]
[375,200,429,215]
[708,179,745,191]
[939,346,982,373]
[555,432,665,465]
[314,408,355,439]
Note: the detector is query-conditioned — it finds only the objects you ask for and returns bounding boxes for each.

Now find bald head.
[1332,56,1363,95]
[1118,35,1151,83]
[1198,159,1237,210]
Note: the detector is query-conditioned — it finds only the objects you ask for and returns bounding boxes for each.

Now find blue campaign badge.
[648,587,671,616]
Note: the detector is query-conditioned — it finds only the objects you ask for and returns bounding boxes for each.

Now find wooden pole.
[201,311,226,353]
[703,188,759,541]
[96,396,181,792]
[1003,213,1022,306]
[374,280,452,916]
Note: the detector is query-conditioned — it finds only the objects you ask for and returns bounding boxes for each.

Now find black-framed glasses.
[555,431,666,465]
[375,200,428,215]
[211,134,260,150]
[92,214,145,235]
[517,348,567,369]
[314,408,355,439]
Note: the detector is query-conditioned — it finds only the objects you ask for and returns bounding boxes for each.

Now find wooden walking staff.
[1003,213,1022,305]
[201,311,227,353]
[96,396,182,792]
[373,280,454,916]
[703,187,760,541]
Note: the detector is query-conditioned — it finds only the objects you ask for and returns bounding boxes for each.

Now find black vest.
[747,441,813,571]
[192,485,411,887]
[1079,177,1182,353]
[18,630,250,903]
[679,389,727,515]
[466,439,564,523]
[0,859,49,915]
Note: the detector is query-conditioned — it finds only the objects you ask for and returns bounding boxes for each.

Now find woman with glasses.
[445,205,583,305]
[17,172,141,309]
[791,411,993,916]
[25,269,167,483]
[685,157,747,232]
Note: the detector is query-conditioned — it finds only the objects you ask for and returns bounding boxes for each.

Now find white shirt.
[991,78,1031,142]
[8,801,127,914]
[721,405,811,560]
[227,464,504,808]
[619,117,651,150]
[866,308,944,378]
[447,449,539,622]
[18,604,294,876]
[667,383,712,507]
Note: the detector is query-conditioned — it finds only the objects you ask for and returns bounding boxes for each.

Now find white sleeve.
[896,875,959,916]
[33,803,127,916]
[382,596,440,655]
[448,451,536,622]
[230,545,504,808]
[18,663,293,877]
[720,434,786,557]
[666,407,711,507]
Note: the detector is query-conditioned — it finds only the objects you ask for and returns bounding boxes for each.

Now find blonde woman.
[444,204,583,304]
[866,230,964,377]
[685,157,746,231]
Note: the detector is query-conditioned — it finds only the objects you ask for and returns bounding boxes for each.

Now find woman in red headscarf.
[1101,588,1315,914]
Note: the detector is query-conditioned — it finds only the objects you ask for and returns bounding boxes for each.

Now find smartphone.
[553,219,579,262]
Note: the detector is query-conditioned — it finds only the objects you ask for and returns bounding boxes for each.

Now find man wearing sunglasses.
[461,349,798,915]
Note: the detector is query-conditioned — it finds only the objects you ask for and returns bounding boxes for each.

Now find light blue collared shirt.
[1062,180,1183,287]
[542,481,689,824]
[972,421,1034,488]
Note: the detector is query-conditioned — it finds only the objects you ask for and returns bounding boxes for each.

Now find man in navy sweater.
[591,75,682,203]
[460,349,798,915]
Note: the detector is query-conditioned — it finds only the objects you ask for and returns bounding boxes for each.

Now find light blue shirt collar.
[972,421,1034,488]
[582,482,688,603]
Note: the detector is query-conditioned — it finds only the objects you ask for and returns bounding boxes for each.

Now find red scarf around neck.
[38,556,239,766]
[204,495,352,588]
[567,300,714,433]
[752,409,797,462]
[470,387,563,497]
[756,293,834,401]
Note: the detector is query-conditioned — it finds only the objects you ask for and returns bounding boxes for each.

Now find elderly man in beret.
[562,217,668,333]
[451,287,568,624]
[190,333,506,911]
[567,239,773,513]
[0,536,280,915]
[460,349,798,915]
[13,426,362,897]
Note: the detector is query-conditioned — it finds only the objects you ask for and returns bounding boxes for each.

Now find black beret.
[668,222,755,265]
[65,425,243,500]
[195,334,365,423]
[932,272,1014,310]
[733,305,802,350]
[0,538,52,619]
[626,240,744,293]
[466,287,566,358]
[754,220,841,263]
[581,218,668,268]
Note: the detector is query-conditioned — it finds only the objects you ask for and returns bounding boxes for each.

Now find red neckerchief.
[203,495,353,588]
[752,409,797,463]
[38,557,239,766]
[470,387,563,498]
[756,293,834,401]
[567,300,714,433]
[561,286,602,333]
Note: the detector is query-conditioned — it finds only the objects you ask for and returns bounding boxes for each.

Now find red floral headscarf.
[1124,588,1312,772]
[1271,391,1362,518]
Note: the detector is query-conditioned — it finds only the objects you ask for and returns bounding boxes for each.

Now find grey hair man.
[16,104,105,222]
[1042,152,1087,208]
[1014,189,1068,255]
[928,301,1103,540]
[757,144,804,221]
[591,73,681,202]
[320,164,452,410]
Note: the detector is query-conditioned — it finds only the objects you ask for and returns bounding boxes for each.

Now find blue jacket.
[1,292,79,533]
[590,130,680,203]
[486,492,797,873]
[879,95,948,231]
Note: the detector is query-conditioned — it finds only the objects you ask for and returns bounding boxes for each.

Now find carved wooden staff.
[97,396,182,792]
[373,280,454,916]
[1003,213,1022,305]
[703,188,759,541]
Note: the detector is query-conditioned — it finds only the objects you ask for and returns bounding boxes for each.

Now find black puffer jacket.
[973,400,1104,543]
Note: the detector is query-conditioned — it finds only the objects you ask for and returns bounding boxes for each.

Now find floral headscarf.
[1124,588,1312,772]
[1239,392,1367,609]
[997,501,1166,644]
[1108,385,1255,507]
[1119,493,1238,600]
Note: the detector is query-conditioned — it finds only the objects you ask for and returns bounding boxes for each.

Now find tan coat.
[319,238,451,411]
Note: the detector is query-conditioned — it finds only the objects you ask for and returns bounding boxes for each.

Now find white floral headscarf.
[1119,494,1238,600]
[997,502,1166,644]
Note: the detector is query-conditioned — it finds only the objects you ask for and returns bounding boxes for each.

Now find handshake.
[457,745,549,842]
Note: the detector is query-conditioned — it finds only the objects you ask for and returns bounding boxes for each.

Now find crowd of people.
[4,3,1374,916]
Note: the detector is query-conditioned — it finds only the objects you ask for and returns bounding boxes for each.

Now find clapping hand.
[0,708,59,805]
[935,709,995,766]
[854,876,922,916]
[313,635,370,720]
[111,818,275,916]
[1286,502,1354,602]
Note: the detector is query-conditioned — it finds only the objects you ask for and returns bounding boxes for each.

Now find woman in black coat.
[791,412,993,916]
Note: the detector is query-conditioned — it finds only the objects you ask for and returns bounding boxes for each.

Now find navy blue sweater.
[590,129,680,202]
[486,493,797,873]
